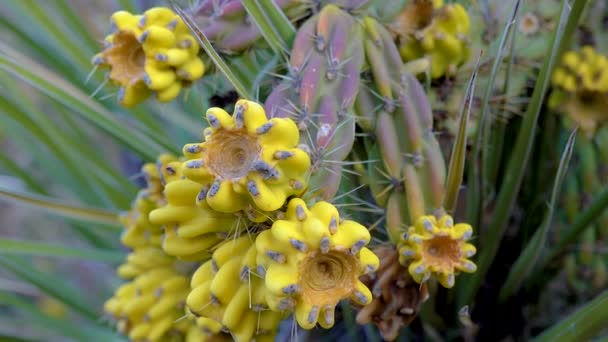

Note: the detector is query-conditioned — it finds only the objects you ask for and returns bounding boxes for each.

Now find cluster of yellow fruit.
[392,0,471,79]
[105,100,381,341]
[105,156,205,341]
[93,8,205,107]
[550,46,608,136]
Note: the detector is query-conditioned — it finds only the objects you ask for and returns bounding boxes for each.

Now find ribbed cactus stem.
[403,164,425,220]
[579,226,596,266]
[356,16,448,243]
[354,83,378,132]
[577,135,600,195]
[265,4,364,200]
[386,192,407,244]
[376,111,403,179]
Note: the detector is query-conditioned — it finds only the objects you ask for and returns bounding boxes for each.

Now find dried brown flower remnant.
[356,246,429,341]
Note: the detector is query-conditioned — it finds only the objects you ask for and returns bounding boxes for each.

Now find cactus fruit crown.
[182,100,311,216]
[256,198,379,329]
[391,0,471,79]
[93,7,205,107]
[399,215,477,288]
[550,46,608,136]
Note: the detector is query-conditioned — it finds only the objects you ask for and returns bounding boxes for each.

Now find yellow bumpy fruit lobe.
[186,235,283,342]
[117,246,177,279]
[104,267,193,341]
[93,7,205,107]
[398,215,477,288]
[549,46,608,135]
[395,0,471,79]
[149,160,241,260]
[182,100,311,215]
[140,154,175,204]
[120,155,178,249]
[119,195,164,248]
[255,198,380,330]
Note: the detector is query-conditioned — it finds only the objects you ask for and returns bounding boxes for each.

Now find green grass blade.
[539,186,608,269]
[0,18,77,84]
[0,239,122,263]
[459,0,580,307]
[0,154,46,194]
[444,54,481,213]
[532,290,608,342]
[484,3,521,187]
[465,0,521,228]
[257,0,296,45]
[3,1,89,72]
[498,129,576,301]
[115,0,137,13]
[0,291,124,341]
[243,0,294,56]
[0,74,136,208]
[53,0,102,54]
[0,334,34,342]
[0,96,109,205]
[169,1,253,100]
[0,257,99,320]
[0,44,172,159]
[0,186,120,227]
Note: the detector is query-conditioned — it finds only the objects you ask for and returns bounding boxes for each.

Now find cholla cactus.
[398,215,477,288]
[182,100,311,215]
[255,198,379,329]
[549,47,608,136]
[391,0,471,79]
[93,7,205,107]
[96,1,479,340]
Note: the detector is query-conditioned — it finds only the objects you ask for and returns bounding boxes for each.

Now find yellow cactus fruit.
[398,215,477,288]
[186,235,283,342]
[549,47,608,136]
[182,99,311,215]
[93,7,205,107]
[255,198,379,330]
[119,155,178,249]
[149,176,241,260]
[117,246,177,279]
[141,153,179,203]
[38,296,68,319]
[185,323,232,342]
[392,0,471,79]
[120,194,164,249]
[104,267,192,341]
